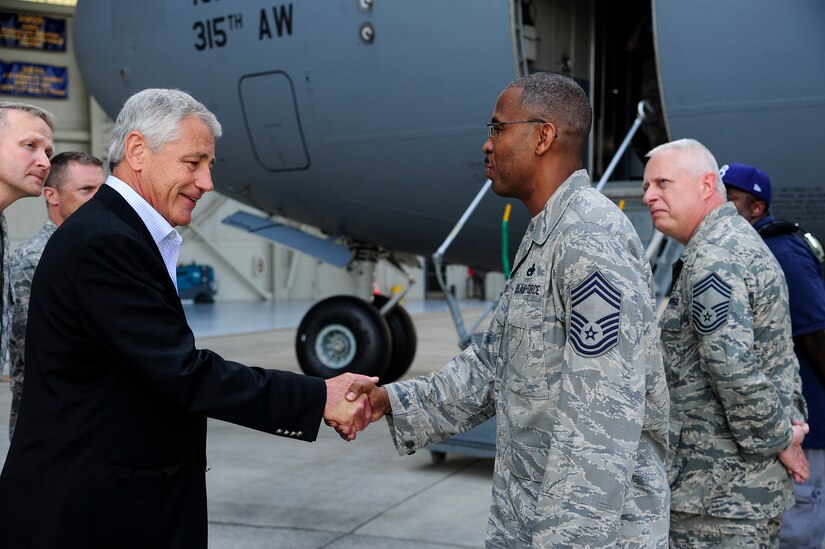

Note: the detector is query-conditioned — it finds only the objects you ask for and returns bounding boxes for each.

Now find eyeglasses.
[486,119,546,139]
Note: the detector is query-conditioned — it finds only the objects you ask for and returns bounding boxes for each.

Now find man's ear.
[700,172,718,199]
[43,186,59,206]
[752,200,768,218]
[123,131,147,171]
[535,122,557,155]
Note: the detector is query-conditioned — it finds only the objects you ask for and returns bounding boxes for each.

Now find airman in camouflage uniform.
[0,102,55,424]
[643,139,809,548]
[6,151,105,438]
[1,215,12,379]
[341,73,670,548]
[9,219,56,437]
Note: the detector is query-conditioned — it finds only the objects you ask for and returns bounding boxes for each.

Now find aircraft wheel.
[371,295,417,383]
[296,296,391,379]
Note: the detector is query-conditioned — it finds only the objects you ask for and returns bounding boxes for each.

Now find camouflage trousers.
[670,510,782,548]
[8,392,19,440]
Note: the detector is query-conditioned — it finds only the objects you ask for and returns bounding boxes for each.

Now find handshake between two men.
[323,375,388,441]
[324,373,812,484]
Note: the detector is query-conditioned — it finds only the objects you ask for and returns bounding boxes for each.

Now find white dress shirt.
[105,176,182,292]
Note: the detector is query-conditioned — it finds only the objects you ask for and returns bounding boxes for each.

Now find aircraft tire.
[296,295,392,379]
[371,295,417,383]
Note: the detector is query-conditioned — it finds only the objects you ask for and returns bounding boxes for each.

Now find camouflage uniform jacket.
[661,202,805,520]
[9,219,56,437]
[385,170,670,548]
[1,215,11,375]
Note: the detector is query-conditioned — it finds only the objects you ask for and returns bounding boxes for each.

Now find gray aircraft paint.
[655,0,825,239]
[74,0,825,271]
[74,0,525,270]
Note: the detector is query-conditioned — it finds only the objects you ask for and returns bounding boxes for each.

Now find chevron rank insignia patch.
[691,273,731,334]
[569,270,622,357]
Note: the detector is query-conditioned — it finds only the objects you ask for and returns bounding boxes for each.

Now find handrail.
[646,229,665,261]
[433,179,493,349]
[595,100,647,193]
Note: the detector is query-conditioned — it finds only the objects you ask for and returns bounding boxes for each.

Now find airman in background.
[643,139,809,548]
[0,102,54,404]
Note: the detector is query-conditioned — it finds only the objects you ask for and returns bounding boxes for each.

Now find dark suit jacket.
[0,185,327,548]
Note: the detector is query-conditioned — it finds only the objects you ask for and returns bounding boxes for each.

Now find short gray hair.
[506,72,592,149]
[0,102,56,132]
[108,88,222,171]
[647,138,726,197]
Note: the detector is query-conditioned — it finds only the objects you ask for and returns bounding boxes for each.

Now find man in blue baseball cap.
[723,162,825,548]
[721,162,772,222]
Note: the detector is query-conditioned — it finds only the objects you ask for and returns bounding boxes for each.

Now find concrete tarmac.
[0,305,494,548]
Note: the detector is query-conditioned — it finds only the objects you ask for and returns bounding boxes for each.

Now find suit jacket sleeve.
[74,229,326,440]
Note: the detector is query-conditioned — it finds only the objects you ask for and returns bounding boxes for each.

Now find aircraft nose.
[73,0,131,119]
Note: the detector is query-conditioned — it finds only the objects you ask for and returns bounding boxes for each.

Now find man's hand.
[347,378,391,421]
[323,373,379,441]
[327,378,391,441]
[779,420,811,483]
[324,393,372,441]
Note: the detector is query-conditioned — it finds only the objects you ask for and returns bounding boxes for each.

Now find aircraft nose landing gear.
[295,249,418,381]
[295,293,418,382]
[370,294,417,383]
[315,323,358,369]
[296,295,392,379]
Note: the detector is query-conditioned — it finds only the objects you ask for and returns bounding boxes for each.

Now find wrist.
[378,386,392,415]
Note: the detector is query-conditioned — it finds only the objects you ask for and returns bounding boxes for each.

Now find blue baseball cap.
[721,162,772,205]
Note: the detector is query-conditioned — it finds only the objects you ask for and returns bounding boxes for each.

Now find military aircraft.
[73,0,825,381]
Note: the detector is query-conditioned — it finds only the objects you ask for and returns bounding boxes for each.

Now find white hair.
[107,88,222,171]
[647,138,726,198]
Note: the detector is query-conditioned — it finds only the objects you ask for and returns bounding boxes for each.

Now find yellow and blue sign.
[0,61,67,99]
[0,11,66,51]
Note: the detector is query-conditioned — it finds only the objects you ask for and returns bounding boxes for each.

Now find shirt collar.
[511,169,591,275]
[686,201,737,252]
[105,175,181,246]
[528,169,591,246]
